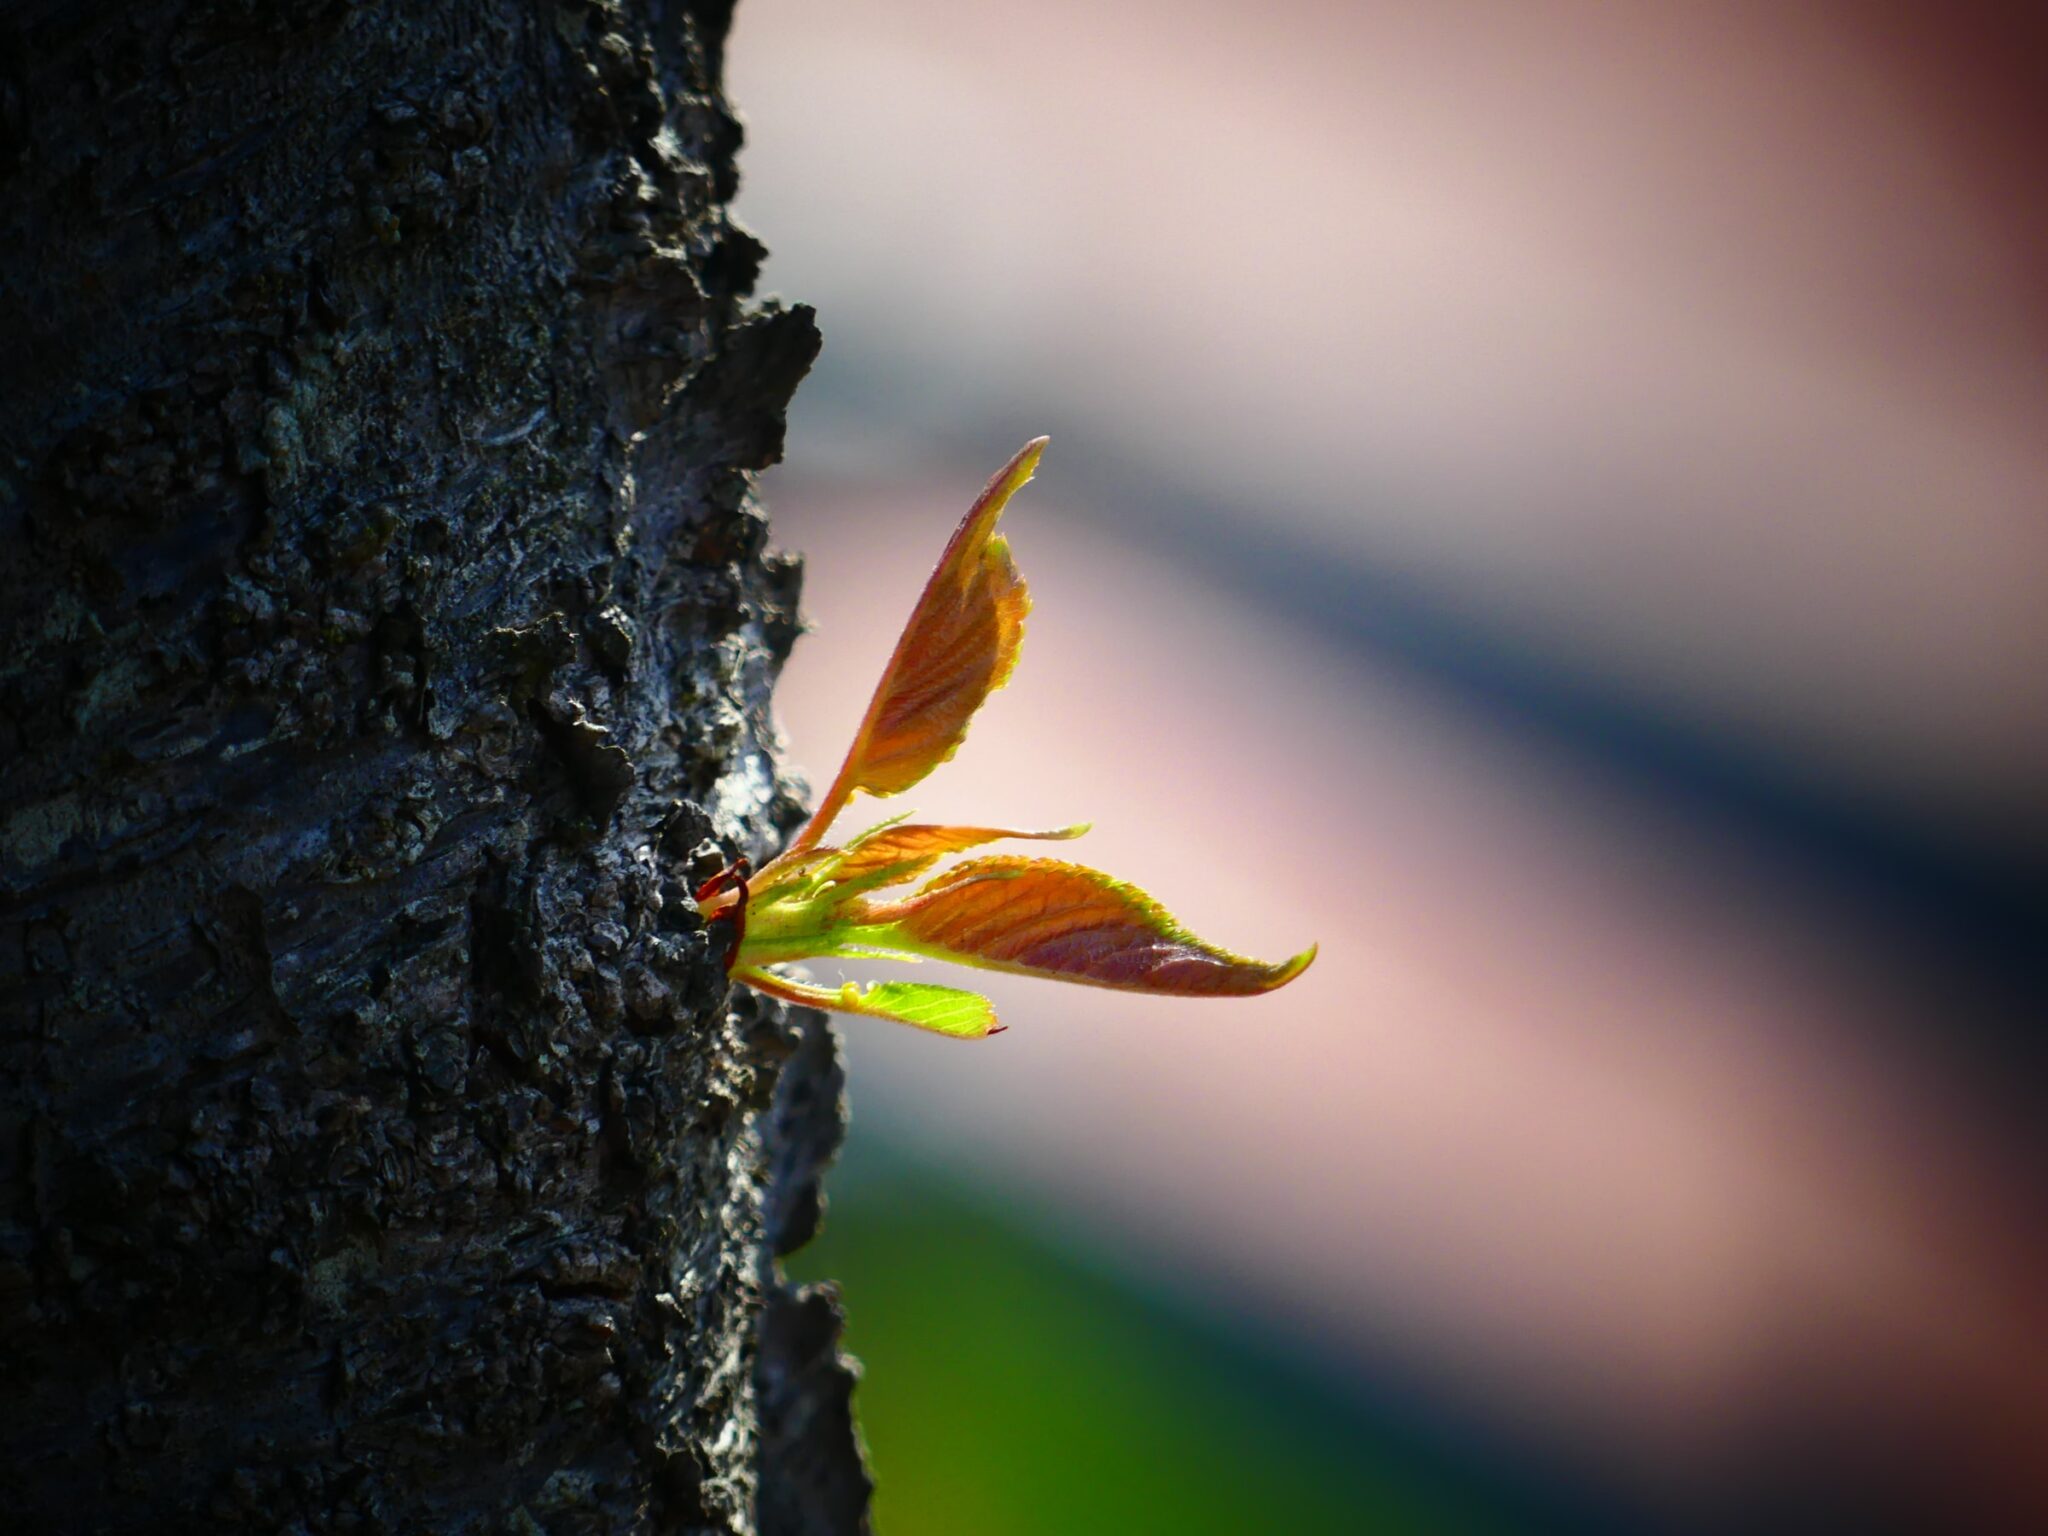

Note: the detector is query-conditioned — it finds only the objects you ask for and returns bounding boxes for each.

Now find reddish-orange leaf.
[853,856,1316,996]
[786,438,1044,853]
[830,821,1088,891]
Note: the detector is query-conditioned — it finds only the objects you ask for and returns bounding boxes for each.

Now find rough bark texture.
[0,1,869,1530]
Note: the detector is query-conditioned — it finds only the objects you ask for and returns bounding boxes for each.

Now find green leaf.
[734,966,1002,1039]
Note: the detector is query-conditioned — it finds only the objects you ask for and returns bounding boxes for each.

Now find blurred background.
[725,2,2048,1530]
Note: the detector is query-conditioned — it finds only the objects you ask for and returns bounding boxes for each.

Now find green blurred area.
[789,1136,1524,1535]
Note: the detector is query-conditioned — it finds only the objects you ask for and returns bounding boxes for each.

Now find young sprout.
[699,438,1316,1038]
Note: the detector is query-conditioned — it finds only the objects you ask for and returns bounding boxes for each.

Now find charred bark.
[0,0,867,1530]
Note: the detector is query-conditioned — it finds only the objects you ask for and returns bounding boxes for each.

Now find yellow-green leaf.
[733,966,1001,1039]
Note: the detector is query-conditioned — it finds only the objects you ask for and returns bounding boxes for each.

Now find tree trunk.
[0,1,868,1530]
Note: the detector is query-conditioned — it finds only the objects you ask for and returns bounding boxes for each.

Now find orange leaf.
[786,438,1045,853]
[830,821,1088,892]
[853,856,1316,996]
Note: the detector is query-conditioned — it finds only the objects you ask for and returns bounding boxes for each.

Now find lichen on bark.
[0,0,868,1530]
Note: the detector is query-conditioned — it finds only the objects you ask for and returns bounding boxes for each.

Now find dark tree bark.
[0,1,869,1531]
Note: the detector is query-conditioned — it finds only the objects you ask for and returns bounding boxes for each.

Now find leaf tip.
[1271,942,1318,988]
[996,436,1049,494]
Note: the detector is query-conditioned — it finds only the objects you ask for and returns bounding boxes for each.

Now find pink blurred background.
[725,2,2048,1526]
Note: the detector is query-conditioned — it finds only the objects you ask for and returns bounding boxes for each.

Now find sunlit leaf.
[733,966,1001,1039]
[720,435,1318,1038]
[830,821,1089,894]
[852,856,1317,996]
[786,438,1045,853]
